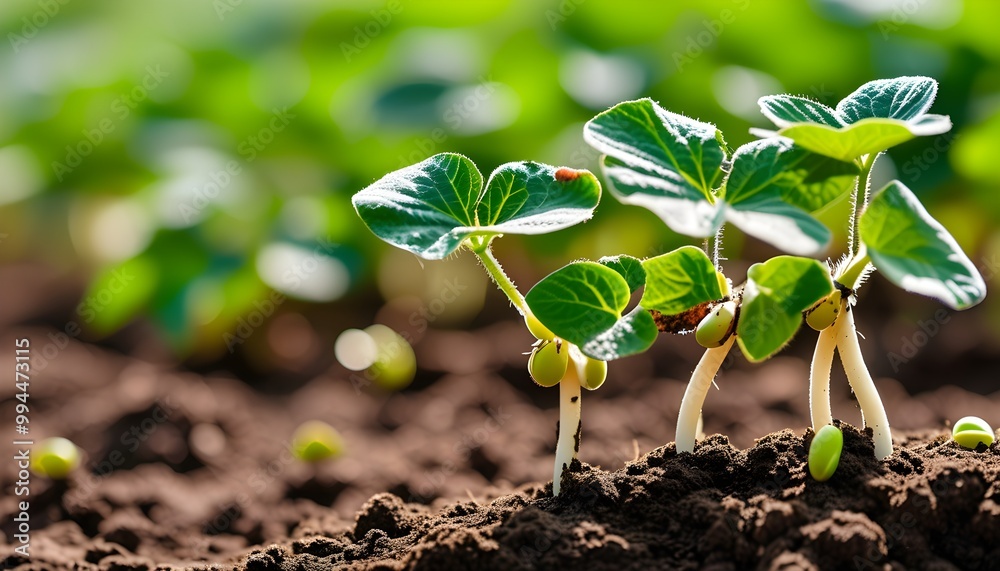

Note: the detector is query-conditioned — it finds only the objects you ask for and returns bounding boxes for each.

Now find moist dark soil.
[1,264,999,570]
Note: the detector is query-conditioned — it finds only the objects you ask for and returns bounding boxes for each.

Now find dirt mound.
[230,425,999,570]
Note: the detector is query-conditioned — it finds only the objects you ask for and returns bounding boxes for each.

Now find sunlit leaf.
[860,181,986,310]
[584,98,727,238]
[640,246,724,316]
[353,153,601,259]
[720,139,856,253]
[525,261,657,361]
[598,254,645,293]
[756,76,952,161]
[737,256,834,362]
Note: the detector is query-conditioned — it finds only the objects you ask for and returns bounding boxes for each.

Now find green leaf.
[476,161,602,235]
[737,256,834,362]
[640,246,724,316]
[353,153,480,259]
[584,98,727,238]
[720,139,857,254]
[353,153,601,259]
[755,76,952,161]
[758,95,842,128]
[724,194,832,256]
[836,76,938,122]
[600,155,722,236]
[525,261,657,361]
[598,254,645,293]
[860,181,986,310]
[724,139,858,212]
[754,118,946,163]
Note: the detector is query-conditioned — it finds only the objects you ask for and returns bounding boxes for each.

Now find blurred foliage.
[1,0,999,362]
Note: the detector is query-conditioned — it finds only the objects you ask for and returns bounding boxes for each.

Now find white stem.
[676,335,736,453]
[809,324,838,430]
[552,365,582,496]
[836,308,893,459]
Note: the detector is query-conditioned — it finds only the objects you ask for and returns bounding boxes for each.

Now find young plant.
[583,99,851,453]
[754,77,986,459]
[952,416,994,450]
[353,153,658,495]
[524,254,657,493]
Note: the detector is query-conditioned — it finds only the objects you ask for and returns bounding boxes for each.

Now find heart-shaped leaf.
[720,139,858,254]
[756,77,952,161]
[737,256,834,362]
[860,181,986,310]
[584,98,727,238]
[526,261,657,361]
[353,153,601,259]
[641,246,725,316]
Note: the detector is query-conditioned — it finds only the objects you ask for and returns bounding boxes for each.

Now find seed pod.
[524,311,555,341]
[805,290,843,331]
[528,340,568,387]
[579,357,608,391]
[695,300,736,349]
[952,415,995,449]
[808,424,844,482]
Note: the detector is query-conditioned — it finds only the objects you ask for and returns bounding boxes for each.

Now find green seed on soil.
[292,420,345,462]
[952,416,994,449]
[31,437,80,480]
[579,357,607,391]
[808,424,843,482]
[528,340,568,387]
[695,300,736,349]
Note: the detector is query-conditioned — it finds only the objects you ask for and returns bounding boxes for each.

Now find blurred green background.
[2,0,998,378]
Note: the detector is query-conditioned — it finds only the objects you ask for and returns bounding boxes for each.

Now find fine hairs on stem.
[675,335,736,453]
[553,359,582,496]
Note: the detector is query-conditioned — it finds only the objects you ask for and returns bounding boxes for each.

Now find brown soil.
[1,264,999,570]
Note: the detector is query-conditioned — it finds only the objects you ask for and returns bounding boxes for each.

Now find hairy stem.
[675,335,736,453]
[470,240,528,316]
[553,364,582,496]
[848,154,878,258]
[836,307,893,459]
[837,250,871,292]
[809,319,839,430]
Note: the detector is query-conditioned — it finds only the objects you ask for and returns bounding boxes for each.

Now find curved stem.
[675,335,736,453]
[848,154,878,258]
[470,240,528,316]
[809,322,839,430]
[836,308,893,459]
[552,364,582,496]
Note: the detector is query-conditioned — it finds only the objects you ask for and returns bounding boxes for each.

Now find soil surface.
[1,263,999,570]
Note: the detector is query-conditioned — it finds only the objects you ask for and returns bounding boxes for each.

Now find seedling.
[952,416,994,450]
[353,154,659,495]
[583,99,849,453]
[752,77,987,459]
[31,437,80,480]
[583,77,986,460]
[808,424,844,482]
[292,420,345,462]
